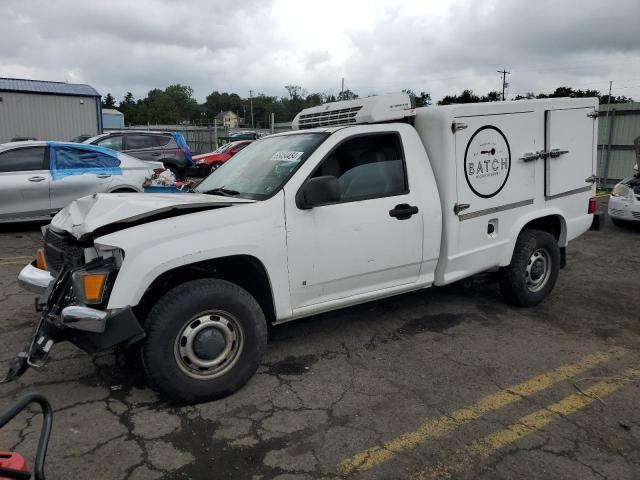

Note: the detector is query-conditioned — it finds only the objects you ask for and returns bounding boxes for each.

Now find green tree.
[402,89,432,107]
[438,89,480,105]
[337,89,358,101]
[118,92,137,125]
[102,93,116,109]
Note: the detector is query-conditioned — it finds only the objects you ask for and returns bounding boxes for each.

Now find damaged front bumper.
[2,263,145,384]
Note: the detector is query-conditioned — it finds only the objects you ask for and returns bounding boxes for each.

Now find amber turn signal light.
[35,248,47,270]
[82,274,107,302]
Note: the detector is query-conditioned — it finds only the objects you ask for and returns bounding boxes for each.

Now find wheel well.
[521,215,564,241]
[133,255,276,325]
[110,188,138,193]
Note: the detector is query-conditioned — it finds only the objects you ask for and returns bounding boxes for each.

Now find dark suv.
[83,131,193,178]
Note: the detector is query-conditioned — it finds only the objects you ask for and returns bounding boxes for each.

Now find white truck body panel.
[414,97,597,285]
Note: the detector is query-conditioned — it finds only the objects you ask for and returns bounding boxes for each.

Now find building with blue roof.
[0,77,102,143]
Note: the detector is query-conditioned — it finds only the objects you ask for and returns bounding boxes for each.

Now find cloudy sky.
[2,0,640,103]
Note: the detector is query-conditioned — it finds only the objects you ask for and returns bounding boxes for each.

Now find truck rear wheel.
[498,229,560,307]
[142,278,267,403]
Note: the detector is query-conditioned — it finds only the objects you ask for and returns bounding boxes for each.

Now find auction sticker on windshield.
[270,151,304,162]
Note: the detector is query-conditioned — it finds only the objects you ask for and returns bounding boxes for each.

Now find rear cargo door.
[455,112,538,217]
[544,107,595,198]
[453,112,540,269]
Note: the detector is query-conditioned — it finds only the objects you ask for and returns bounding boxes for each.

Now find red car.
[194,140,253,175]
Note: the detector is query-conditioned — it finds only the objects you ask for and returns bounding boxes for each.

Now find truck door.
[285,130,424,310]
[544,107,596,198]
[454,112,539,259]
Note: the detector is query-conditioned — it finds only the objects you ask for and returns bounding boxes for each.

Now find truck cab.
[10,93,598,403]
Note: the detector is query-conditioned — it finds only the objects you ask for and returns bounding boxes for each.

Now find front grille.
[297,106,362,129]
[609,208,625,216]
[632,212,640,220]
[44,228,84,275]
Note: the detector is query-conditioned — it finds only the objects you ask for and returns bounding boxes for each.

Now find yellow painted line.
[415,367,640,480]
[0,256,32,266]
[595,192,610,198]
[339,349,621,474]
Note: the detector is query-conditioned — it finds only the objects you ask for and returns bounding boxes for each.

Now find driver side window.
[311,133,407,202]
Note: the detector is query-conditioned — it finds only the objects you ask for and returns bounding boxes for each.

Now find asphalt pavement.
[0,199,638,480]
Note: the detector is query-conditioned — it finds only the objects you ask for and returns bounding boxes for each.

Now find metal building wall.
[0,91,100,143]
[597,102,640,187]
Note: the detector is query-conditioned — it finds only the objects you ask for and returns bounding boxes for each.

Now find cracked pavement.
[0,199,639,479]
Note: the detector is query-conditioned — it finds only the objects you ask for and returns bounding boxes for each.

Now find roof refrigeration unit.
[0,77,103,143]
[292,93,416,129]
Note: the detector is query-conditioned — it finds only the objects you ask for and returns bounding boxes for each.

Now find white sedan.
[608,173,640,225]
[0,141,155,223]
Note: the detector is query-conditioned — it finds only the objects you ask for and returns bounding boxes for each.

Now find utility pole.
[497,69,510,101]
[598,80,613,188]
[341,77,344,100]
[249,90,254,128]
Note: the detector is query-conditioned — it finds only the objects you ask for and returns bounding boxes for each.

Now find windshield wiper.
[201,187,241,197]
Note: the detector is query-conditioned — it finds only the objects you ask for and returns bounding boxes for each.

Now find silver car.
[0,141,155,223]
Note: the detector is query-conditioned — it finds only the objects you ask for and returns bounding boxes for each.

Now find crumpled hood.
[51,192,254,239]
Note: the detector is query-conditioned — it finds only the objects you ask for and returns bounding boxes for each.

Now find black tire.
[498,229,560,307]
[142,279,267,403]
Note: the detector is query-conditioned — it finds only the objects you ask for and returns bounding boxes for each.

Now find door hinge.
[451,122,468,133]
[585,174,597,184]
[587,110,599,119]
[454,203,470,215]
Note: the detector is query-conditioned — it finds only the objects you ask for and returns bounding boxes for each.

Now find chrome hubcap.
[525,248,551,292]
[174,312,243,379]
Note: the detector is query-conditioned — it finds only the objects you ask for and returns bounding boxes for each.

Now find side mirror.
[296,176,341,209]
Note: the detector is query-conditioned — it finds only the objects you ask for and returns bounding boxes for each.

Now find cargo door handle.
[97,174,111,178]
[28,176,45,182]
[519,152,540,162]
[543,149,569,159]
[389,204,419,220]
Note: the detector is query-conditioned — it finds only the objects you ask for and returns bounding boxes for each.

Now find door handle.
[389,203,419,220]
[519,152,540,162]
[97,174,112,178]
[540,149,569,160]
[28,176,45,182]
[152,152,161,156]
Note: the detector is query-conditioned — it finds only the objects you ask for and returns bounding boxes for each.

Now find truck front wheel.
[498,229,560,307]
[142,279,267,403]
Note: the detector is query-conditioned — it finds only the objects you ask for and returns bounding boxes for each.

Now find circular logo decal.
[464,126,511,198]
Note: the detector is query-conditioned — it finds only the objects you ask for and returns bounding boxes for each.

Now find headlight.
[612,183,631,198]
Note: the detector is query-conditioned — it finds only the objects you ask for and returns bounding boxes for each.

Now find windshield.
[195,133,326,199]
[214,143,233,153]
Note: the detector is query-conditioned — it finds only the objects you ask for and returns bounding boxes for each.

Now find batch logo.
[464,126,511,198]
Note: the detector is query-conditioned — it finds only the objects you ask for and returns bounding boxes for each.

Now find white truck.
[8,93,599,403]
